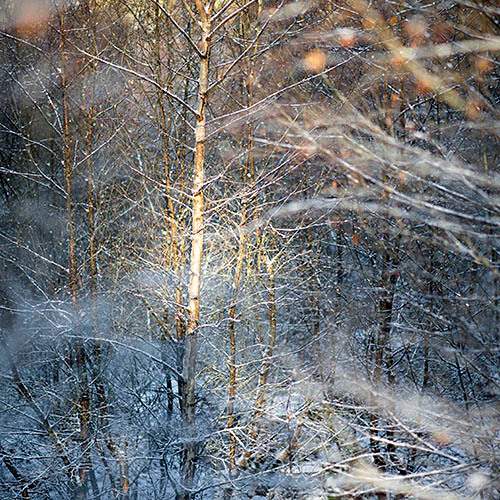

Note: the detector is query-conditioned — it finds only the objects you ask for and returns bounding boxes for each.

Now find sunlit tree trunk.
[178,3,212,499]
[253,254,277,429]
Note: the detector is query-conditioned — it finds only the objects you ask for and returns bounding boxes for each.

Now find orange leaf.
[390,54,405,69]
[303,49,327,73]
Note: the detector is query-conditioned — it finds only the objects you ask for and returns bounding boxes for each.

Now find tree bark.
[178,3,211,499]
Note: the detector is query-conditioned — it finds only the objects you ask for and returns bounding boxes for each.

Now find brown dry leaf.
[303,49,327,73]
[352,233,360,245]
[390,54,405,69]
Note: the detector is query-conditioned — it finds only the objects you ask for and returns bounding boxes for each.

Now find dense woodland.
[0,1,499,499]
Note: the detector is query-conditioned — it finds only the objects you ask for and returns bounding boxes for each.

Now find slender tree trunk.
[59,10,91,499]
[253,257,277,426]
[371,232,400,474]
[154,1,178,417]
[178,4,212,499]
[374,235,400,384]
[227,205,247,468]
[224,40,258,485]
